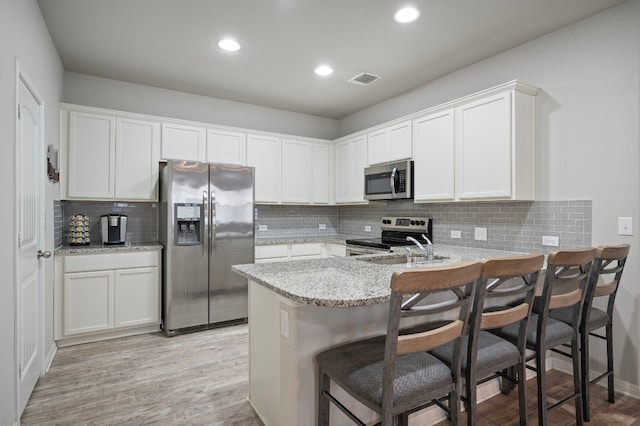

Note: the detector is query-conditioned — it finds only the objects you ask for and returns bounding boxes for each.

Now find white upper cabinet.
[161,122,206,161]
[246,133,281,203]
[413,109,455,201]
[67,111,116,199]
[334,135,368,204]
[115,118,160,200]
[312,143,331,204]
[281,138,312,204]
[456,88,535,201]
[334,140,350,203]
[64,109,160,201]
[411,81,537,203]
[366,120,412,165]
[206,128,246,165]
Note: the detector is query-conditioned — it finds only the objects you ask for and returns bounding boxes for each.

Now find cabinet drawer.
[64,250,160,272]
[255,244,289,260]
[290,243,323,257]
[325,243,346,257]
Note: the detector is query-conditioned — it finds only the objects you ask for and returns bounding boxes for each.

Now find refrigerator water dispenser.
[174,203,203,245]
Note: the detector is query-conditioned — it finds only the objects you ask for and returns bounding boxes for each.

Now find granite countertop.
[232,245,530,308]
[55,242,163,255]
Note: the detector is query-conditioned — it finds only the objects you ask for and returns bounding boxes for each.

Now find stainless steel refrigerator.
[159,160,254,335]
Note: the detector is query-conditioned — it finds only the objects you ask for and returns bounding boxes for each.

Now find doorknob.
[37,250,51,259]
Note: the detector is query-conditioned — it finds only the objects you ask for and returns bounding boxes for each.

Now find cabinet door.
[388,120,412,161]
[161,122,206,161]
[313,143,330,204]
[334,140,350,203]
[246,134,281,203]
[206,128,246,165]
[67,111,115,199]
[367,128,388,166]
[281,139,312,204]
[350,135,367,203]
[114,267,160,328]
[457,92,512,199]
[413,110,455,201]
[115,118,160,200]
[63,271,114,336]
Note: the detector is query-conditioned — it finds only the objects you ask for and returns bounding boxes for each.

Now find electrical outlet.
[542,236,559,247]
[450,230,462,239]
[474,227,487,241]
[618,217,633,236]
[258,225,268,231]
[318,223,326,230]
[364,225,372,232]
[280,309,289,338]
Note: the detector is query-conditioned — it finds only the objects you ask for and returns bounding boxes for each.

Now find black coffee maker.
[100,214,128,244]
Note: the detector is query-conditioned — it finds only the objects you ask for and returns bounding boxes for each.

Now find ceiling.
[38,0,626,119]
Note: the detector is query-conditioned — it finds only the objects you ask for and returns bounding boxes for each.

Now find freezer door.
[161,161,210,331]
[209,163,255,324]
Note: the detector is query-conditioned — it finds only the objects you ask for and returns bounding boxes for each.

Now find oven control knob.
[420,220,425,226]
[410,220,415,225]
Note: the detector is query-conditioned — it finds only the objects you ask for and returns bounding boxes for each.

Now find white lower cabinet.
[55,250,161,345]
[255,242,346,263]
[64,270,114,336]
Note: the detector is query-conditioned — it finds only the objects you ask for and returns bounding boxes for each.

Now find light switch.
[259,224,268,231]
[618,217,633,236]
[364,225,371,232]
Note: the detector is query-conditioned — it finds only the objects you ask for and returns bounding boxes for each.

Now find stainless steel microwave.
[364,160,413,201]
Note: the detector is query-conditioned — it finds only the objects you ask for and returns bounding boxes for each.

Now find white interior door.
[16,75,44,415]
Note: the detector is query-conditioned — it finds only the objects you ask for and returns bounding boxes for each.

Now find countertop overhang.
[233,245,530,307]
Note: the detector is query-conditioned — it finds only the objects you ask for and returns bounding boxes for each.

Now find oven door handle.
[390,168,397,197]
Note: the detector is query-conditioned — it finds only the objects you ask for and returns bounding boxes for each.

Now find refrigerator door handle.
[203,190,209,255]
[210,191,216,253]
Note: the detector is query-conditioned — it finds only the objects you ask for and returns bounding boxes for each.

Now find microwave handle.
[390,168,397,197]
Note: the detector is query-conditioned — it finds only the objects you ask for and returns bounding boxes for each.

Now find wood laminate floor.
[22,324,639,425]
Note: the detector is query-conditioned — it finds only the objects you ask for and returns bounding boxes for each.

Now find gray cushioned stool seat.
[317,335,453,409]
[549,306,610,330]
[498,313,574,349]
[431,331,521,378]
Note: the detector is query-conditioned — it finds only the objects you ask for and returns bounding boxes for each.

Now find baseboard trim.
[551,355,640,399]
[43,342,57,373]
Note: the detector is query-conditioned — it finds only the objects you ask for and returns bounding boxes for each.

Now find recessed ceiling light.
[315,65,333,77]
[394,6,420,23]
[218,38,241,52]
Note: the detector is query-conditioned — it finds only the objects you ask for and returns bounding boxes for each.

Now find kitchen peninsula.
[232,245,527,426]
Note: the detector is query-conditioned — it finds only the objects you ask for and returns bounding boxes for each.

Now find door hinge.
[17,103,21,120]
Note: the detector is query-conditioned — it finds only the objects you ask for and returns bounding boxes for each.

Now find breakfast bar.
[232,245,526,426]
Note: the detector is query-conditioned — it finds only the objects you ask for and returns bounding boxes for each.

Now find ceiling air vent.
[348,73,380,86]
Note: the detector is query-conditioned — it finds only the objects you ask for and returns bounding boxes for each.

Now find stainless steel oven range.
[345,216,433,256]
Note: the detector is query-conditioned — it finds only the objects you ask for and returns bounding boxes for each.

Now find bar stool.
[430,254,544,426]
[495,247,596,425]
[548,244,630,421]
[316,261,483,426]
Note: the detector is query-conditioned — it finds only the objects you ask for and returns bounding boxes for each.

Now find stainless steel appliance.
[364,160,413,201]
[159,161,255,335]
[100,214,127,244]
[345,216,432,256]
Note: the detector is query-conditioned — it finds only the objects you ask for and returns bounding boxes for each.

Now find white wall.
[339,0,640,389]
[63,72,339,140]
[0,0,63,423]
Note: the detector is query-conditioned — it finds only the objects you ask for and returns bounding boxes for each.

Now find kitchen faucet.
[406,236,434,261]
